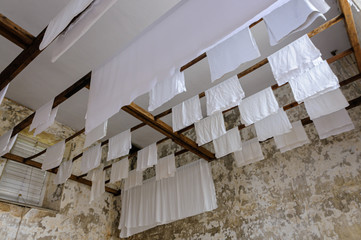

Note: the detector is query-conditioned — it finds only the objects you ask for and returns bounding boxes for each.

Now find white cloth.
[107,129,132,161]
[155,154,176,181]
[313,108,354,139]
[88,165,105,203]
[289,60,340,103]
[42,140,66,171]
[124,169,143,191]
[54,160,73,184]
[194,112,226,145]
[30,99,54,132]
[136,143,158,171]
[238,87,279,126]
[304,88,349,120]
[0,129,13,153]
[148,70,186,111]
[51,0,117,62]
[234,138,264,167]
[110,158,129,183]
[172,95,203,132]
[0,133,17,157]
[39,0,94,50]
[81,143,102,174]
[34,106,59,136]
[85,0,291,133]
[267,35,322,86]
[254,109,292,141]
[206,28,260,81]
[83,120,107,149]
[0,84,9,105]
[119,159,217,238]
[263,0,330,45]
[213,127,242,158]
[274,120,310,153]
[205,76,245,116]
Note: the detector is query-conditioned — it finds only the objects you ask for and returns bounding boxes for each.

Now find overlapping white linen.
[83,120,107,149]
[205,76,245,116]
[254,109,292,141]
[267,35,322,86]
[274,120,310,153]
[107,129,131,161]
[155,154,176,181]
[206,28,260,82]
[0,129,13,153]
[136,143,158,171]
[119,159,217,238]
[288,60,340,103]
[34,106,59,136]
[110,158,129,183]
[88,165,105,203]
[85,0,292,133]
[238,87,279,126]
[30,99,54,132]
[42,140,66,171]
[213,127,242,158]
[313,108,354,139]
[194,112,226,145]
[263,0,330,45]
[172,95,203,132]
[234,138,264,167]
[39,0,94,50]
[123,169,143,191]
[54,160,73,184]
[81,143,102,174]
[0,84,9,105]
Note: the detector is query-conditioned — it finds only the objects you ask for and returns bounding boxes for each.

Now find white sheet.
[0,129,13,153]
[148,70,186,111]
[34,106,59,136]
[172,95,203,132]
[124,169,143,191]
[213,127,242,158]
[136,143,158,171]
[155,154,176,181]
[0,84,9,105]
[313,108,354,139]
[85,0,291,133]
[110,158,129,183]
[194,112,226,145]
[234,137,264,167]
[88,165,105,203]
[205,76,245,116]
[107,129,132,161]
[206,28,260,82]
[254,109,292,141]
[267,35,322,86]
[30,99,54,132]
[42,140,66,171]
[0,133,17,157]
[81,143,102,174]
[83,120,107,149]
[274,120,310,153]
[263,0,330,45]
[54,160,73,185]
[238,87,279,126]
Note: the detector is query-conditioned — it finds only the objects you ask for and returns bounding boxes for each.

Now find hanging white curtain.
[274,121,310,153]
[172,95,203,132]
[83,120,107,149]
[124,169,143,190]
[42,140,66,171]
[194,112,226,145]
[0,84,9,105]
[136,143,158,171]
[234,137,264,167]
[155,154,176,181]
[34,106,59,136]
[29,99,54,132]
[54,160,73,184]
[213,127,242,158]
[107,129,132,161]
[110,158,129,183]
[88,165,105,203]
[119,159,217,238]
[81,143,102,174]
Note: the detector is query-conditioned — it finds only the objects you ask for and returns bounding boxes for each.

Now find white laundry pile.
[81,143,102,174]
[274,121,310,153]
[234,137,264,167]
[54,160,73,184]
[172,95,203,132]
[213,127,242,158]
[155,154,176,181]
[136,143,158,171]
[42,140,66,171]
[83,120,107,148]
[107,129,132,161]
[110,158,129,183]
[88,165,105,203]
[194,112,226,145]
[123,169,143,190]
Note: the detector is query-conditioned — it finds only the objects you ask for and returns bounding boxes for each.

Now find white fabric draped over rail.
[172,95,203,132]
[0,84,9,105]
[119,159,217,238]
[83,120,107,149]
[42,140,65,171]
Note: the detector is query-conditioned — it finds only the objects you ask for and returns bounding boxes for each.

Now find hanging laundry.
[263,0,330,45]
[136,143,158,171]
[206,27,260,82]
[155,154,176,181]
[205,76,245,116]
[42,140,66,171]
[267,35,322,86]
[81,143,102,174]
[254,109,292,141]
[110,158,129,183]
[234,137,264,167]
[238,87,279,126]
[88,165,105,203]
[148,70,186,111]
[313,108,354,139]
[107,129,132,161]
[0,132,17,157]
[0,84,9,105]
[213,127,242,158]
[83,120,107,149]
[0,129,13,153]
[194,112,226,145]
[34,106,59,136]
[123,169,143,190]
[274,121,310,153]
[29,99,54,132]
[172,95,203,132]
[54,160,73,185]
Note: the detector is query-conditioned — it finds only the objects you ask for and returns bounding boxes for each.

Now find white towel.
[110,158,129,183]
[194,112,226,145]
[205,76,245,116]
[288,60,340,103]
[81,143,102,174]
[0,133,17,157]
[34,106,59,136]
[155,154,176,181]
[88,165,105,203]
[238,87,279,126]
[172,96,203,132]
[124,169,143,190]
[54,160,73,185]
[107,129,132,161]
[313,108,354,139]
[267,35,322,86]
[274,121,310,153]
[254,109,292,141]
[42,140,66,171]
[234,137,264,167]
[136,143,158,171]
[0,129,13,153]
[304,88,349,120]
[84,120,107,149]
[263,0,330,45]
[206,27,260,82]
[30,99,54,132]
[0,84,9,105]
[148,70,186,111]
[213,127,242,158]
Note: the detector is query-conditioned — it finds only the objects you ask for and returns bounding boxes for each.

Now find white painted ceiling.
[0,0,352,148]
